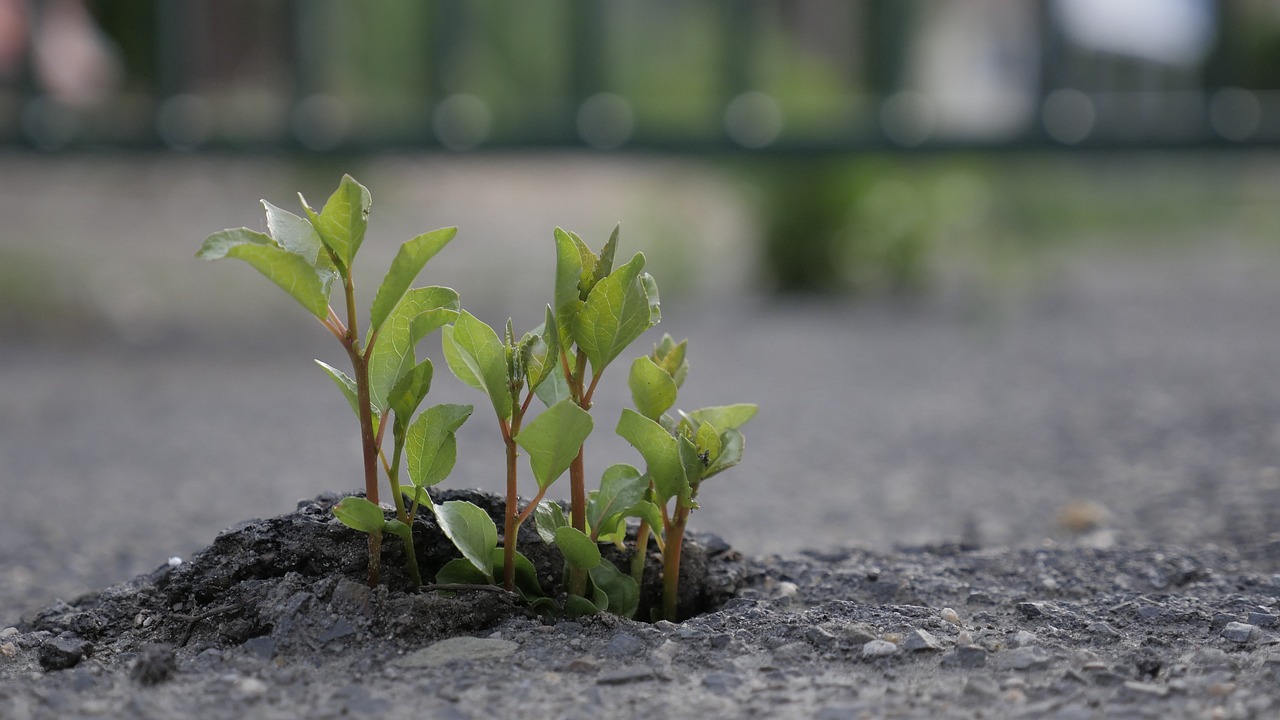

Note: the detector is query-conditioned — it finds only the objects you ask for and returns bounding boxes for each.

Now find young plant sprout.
[440,309,590,593]
[200,179,755,621]
[617,335,757,620]
[197,175,469,587]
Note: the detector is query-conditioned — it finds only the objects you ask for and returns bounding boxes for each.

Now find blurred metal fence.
[1,0,1275,153]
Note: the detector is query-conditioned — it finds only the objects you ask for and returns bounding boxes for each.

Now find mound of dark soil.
[12,491,746,673]
[2,493,1279,719]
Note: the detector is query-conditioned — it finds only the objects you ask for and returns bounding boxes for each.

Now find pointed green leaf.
[574,253,658,375]
[695,421,722,466]
[370,227,458,336]
[653,335,689,388]
[704,428,746,479]
[406,404,474,488]
[388,359,433,433]
[533,502,568,544]
[442,311,512,420]
[333,496,386,534]
[553,228,589,346]
[368,287,460,411]
[306,174,371,269]
[587,464,647,533]
[521,306,561,394]
[628,356,678,422]
[616,408,687,504]
[686,404,758,432]
[592,224,620,283]
[433,500,497,581]
[263,200,338,299]
[554,526,601,570]
[198,228,330,319]
[315,359,361,418]
[589,561,639,619]
[515,398,593,490]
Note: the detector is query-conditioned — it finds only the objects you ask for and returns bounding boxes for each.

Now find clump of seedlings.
[200,176,754,621]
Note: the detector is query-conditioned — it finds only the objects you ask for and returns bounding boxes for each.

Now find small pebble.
[1222,622,1259,644]
[862,640,898,658]
[233,677,268,700]
[775,581,799,599]
[0,627,17,639]
[940,608,961,626]
[1009,630,1037,647]
[167,557,183,568]
[956,630,974,647]
[1122,680,1168,697]
[903,629,942,652]
[1207,682,1237,697]
[1247,612,1277,629]
[0,642,16,657]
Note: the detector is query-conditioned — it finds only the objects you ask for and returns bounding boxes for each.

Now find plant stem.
[662,505,690,622]
[566,350,590,598]
[341,273,381,587]
[631,520,650,585]
[502,419,519,593]
[386,440,422,588]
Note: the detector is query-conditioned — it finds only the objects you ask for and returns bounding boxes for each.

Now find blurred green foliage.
[745,153,1274,296]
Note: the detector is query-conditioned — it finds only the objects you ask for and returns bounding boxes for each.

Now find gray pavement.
[3,155,1280,627]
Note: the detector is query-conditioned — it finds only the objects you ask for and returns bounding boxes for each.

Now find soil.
[2,490,1278,719]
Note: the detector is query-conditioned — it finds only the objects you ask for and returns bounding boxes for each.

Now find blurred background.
[4,0,1280,619]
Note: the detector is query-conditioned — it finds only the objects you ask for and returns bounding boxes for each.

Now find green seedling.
[441,308,591,592]
[617,335,756,620]
[549,226,661,599]
[198,175,470,587]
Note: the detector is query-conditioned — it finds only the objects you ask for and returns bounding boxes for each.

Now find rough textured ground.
[2,155,1280,718]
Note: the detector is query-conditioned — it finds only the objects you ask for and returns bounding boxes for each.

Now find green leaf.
[587,464,647,534]
[685,404,758,432]
[533,502,567,544]
[695,421,722,467]
[333,497,386,534]
[315,359,361,418]
[304,174,371,270]
[515,398,593,490]
[521,306,561,394]
[196,226,273,259]
[197,228,330,319]
[369,227,458,336]
[384,518,412,540]
[554,526,601,569]
[589,561,639,619]
[406,404,474,488]
[628,356,678,422]
[489,548,543,597]
[652,335,689,388]
[534,364,571,407]
[433,500,497,581]
[704,428,746,479]
[387,359,433,434]
[623,499,665,533]
[442,311,512,420]
[553,228,589,347]
[616,409,687,504]
[261,199,334,280]
[368,287,460,412]
[592,224,620,284]
[436,558,489,585]
[563,594,600,617]
[573,253,658,375]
